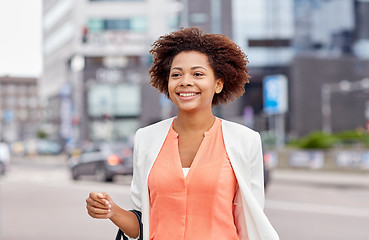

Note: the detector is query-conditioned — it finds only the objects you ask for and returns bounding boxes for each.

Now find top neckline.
[169,117,221,138]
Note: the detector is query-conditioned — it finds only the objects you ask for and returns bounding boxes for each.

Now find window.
[18,85,27,95]
[88,83,141,117]
[88,17,147,32]
[29,97,38,108]
[168,15,180,30]
[7,84,15,95]
[89,0,144,2]
[6,97,15,107]
[18,97,27,107]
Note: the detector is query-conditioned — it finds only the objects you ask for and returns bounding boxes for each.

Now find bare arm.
[86,192,140,238]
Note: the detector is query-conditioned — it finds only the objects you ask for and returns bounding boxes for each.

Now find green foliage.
[37,130,48,139]
[335,130,369,145]
[287,129,369,149]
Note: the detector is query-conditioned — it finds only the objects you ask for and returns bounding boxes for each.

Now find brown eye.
[194,72,203,77]
[171,73,181,77]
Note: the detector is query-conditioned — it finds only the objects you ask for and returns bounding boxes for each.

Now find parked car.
[0,142,10,175]
[10,139,62,156]
[36,140,62,155]
[68,142,133,182]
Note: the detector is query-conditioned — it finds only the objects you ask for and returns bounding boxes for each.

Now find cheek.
[167,81,177,98]
[168,80,175,91]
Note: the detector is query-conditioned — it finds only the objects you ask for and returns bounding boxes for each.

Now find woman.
[86,27,279,240]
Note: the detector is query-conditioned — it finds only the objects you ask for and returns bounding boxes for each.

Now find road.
[1,156,369,240]
[265,170,369,240]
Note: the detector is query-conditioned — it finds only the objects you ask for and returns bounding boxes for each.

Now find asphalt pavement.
[271,168,369,189]
[9,154,369,188]
[2,155,369,240]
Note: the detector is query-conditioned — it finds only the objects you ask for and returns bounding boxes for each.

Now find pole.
[211,0,221,34]
[181,0,189,27]
[276,113,285,149]
[321,83,332,134]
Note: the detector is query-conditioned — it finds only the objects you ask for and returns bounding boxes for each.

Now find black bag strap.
[115,229,126,240]
[115,210,142,240]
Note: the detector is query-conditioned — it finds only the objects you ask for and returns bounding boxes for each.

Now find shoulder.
[135,117,174,139]
[221,118,259,138]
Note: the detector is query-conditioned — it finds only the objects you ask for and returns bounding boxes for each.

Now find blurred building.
[41,0,238,144]
[181,0,242,118]
[294,0,355,55]
[0,76,43,142]
[42,0,369,144]
[184,0,232,37]
[232,0,369,138]
[291,56,369,136]
[232,0,294,132]
[41,0,182,143]
[290,0,369,137]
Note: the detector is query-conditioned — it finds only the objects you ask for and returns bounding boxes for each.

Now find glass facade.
[89,0,144,2]
[88,17,147,32]
[87,84,141,117]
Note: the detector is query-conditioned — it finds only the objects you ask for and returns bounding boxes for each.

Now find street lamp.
[339,80,351,92]
[71,54,85,72]
[321,84,332,133]
[361,78,369,89]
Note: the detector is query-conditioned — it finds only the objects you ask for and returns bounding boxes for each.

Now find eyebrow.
[170,66,207,71]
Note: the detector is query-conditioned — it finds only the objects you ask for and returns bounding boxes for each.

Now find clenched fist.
[86,192,115,219]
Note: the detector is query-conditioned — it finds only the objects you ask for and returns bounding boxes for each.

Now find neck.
[174,109,216,134]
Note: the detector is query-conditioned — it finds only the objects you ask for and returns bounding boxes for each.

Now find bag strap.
[115,210,142,240]
[115,229,126,240]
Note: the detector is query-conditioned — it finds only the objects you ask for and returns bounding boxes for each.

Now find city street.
[1,156,369,240]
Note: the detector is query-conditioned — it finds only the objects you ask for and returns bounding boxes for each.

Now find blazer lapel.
[144,117,175,181]
[222,119,252,188]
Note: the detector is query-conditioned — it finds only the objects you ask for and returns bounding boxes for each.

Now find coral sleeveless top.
[148,118,240,240]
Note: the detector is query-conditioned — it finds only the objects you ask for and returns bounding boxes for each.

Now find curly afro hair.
[148,27,250,106]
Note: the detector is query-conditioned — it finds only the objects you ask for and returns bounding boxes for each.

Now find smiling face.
[168,51,223,114]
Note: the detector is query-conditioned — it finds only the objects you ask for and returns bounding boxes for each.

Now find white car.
[0,142,10,175]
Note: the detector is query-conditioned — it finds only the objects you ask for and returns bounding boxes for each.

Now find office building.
[42,0,182,142]
[232,0,369,137]
[290,0,369,136]
[0,76,42,142]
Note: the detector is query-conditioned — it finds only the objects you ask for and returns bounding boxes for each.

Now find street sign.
[263,74,288,114]
[3,110,14,123]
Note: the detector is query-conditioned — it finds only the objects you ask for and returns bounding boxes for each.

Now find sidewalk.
[10,154,68,166]
[272,168,369,188]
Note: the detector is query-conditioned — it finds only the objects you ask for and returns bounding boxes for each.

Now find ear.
[215,79,224,94]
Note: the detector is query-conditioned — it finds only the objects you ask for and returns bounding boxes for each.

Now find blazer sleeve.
[130,128,142,211]
[250,131,265,209]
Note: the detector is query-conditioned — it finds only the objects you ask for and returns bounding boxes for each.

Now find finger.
[98,192,113,207]
[87,209,110,219]
[87,204,111,215]
[101,192,113,203]
[86,198,110,210]
[90,192,109,206]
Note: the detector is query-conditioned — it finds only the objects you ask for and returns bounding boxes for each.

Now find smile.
[178,92,198,97]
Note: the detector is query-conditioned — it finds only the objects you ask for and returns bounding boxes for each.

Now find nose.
[179,74,193,87]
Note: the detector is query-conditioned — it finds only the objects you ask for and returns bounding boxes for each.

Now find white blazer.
[129,117,279,240]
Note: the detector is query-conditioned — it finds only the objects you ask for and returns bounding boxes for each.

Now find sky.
[0,0,42,77]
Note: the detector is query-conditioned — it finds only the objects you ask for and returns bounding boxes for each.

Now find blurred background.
[0,0,368,239]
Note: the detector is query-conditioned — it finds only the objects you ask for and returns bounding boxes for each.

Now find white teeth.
[179,93,196,97]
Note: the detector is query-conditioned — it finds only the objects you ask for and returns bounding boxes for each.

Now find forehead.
[171,51,210,67]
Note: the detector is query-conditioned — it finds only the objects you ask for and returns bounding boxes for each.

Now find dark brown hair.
[149,27,250,106]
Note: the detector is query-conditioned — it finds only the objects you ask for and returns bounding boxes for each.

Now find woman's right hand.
[86,192,113,219]
[86,192,140,238]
